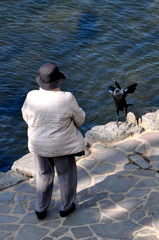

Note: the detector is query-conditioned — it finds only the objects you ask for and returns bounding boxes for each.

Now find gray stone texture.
[2,114,159,240]
[63,208,100,226]
[129,208,145,221]
[0,171,27,190]
[91,220,140,240]
[77,166,91,191]
[0,232,11,240]
[118,199,143,211]
[78,159,98,170]
[0,214,19,224]
[116,139,142,152]
[133,236,158,240]
[129,154,151,169]
[51,227,69,238]
[144,192,159,211]
[140,132,159,148]
[15,182,36,194]
[71,226,93,239]
[15,225,48,240]
[85,122,143,144]
[0,192,16,204]
[135,144,147,155]
[90,162,115,175]
[91,147,129,166]
[96,174,138,193]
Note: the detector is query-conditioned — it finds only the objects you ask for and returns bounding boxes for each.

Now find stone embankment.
[1,108,159,240]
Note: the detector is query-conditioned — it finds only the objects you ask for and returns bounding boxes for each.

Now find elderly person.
[22,62,85,220]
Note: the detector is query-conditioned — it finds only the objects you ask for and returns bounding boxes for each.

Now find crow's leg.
[116,110,119,127]
[125,105,128,117]
[125,106,128,124]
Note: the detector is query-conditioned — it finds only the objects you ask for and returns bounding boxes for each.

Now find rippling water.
[1,0,159,171]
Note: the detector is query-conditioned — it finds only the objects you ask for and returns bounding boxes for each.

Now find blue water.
[1,0,159,172]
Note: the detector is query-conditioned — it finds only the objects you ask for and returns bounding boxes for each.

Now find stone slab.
[152,211,159,231]
[63,208,100,226]
[116,139,142,152]
[140,132,159,148]
[144,192,159,211]
[0,171,27,190]
[0,192,16,205]
[15,182,36,194]
[71,226,93,239]
[96,174,138,193]
[129,154,150,169]
[0,232,11,240]
[91,220,140,240]
[90,162,115,175]
[15,224,48,240]
[77,166,91,191]
[118,199,143,211]
[91,147,129,166]
[0,215,19,224]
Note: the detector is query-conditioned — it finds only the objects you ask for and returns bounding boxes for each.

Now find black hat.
[36,62,66,90]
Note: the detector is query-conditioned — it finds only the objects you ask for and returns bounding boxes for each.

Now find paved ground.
[1,131,159,240]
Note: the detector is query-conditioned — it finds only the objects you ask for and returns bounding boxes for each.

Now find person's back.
[22,89,85,157]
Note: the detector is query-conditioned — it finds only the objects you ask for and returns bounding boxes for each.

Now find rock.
[85,107,159,145]
[127,107,159,131]
[141,112,159,130]
[85,122,143,144]
[129,154,151,169]
[127,112,137,124]
[11,153,35,177]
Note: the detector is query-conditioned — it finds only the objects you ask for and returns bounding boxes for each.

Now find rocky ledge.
[2,107,159,190]
[85,107,159,144]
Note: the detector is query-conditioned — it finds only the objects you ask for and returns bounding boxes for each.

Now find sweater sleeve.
[70,94,85,128]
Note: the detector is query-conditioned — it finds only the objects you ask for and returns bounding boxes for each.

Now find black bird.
[108,80,137,125]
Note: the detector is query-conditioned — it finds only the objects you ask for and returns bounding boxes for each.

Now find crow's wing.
[108,86,115,94]
[114,79,121,89]
[124,83,137,95]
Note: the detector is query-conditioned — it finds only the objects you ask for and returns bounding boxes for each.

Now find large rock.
[127,107,159,130]
[85,107,159,145]
[11,153,35,177]
[85,122,143,144]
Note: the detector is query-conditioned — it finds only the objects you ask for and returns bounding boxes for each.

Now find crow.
[108,80,137,126]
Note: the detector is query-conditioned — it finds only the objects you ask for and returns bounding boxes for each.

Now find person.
[21,62,85,220]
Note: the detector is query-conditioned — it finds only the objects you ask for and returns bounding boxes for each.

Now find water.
[1,0,159,172]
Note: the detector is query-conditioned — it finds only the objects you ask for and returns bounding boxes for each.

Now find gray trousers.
[34,154,77,212]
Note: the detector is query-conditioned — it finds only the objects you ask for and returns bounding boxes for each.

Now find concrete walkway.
[1,131,159,240]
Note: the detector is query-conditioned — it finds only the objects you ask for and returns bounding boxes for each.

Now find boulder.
[11,153,35,177]
[127,108,159,131]
[85,107,159,145]
[85,121,144,144]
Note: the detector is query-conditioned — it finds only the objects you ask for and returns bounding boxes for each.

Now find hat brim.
[36,73,65,90]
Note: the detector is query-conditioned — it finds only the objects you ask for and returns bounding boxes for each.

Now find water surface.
[1,0,159,171]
